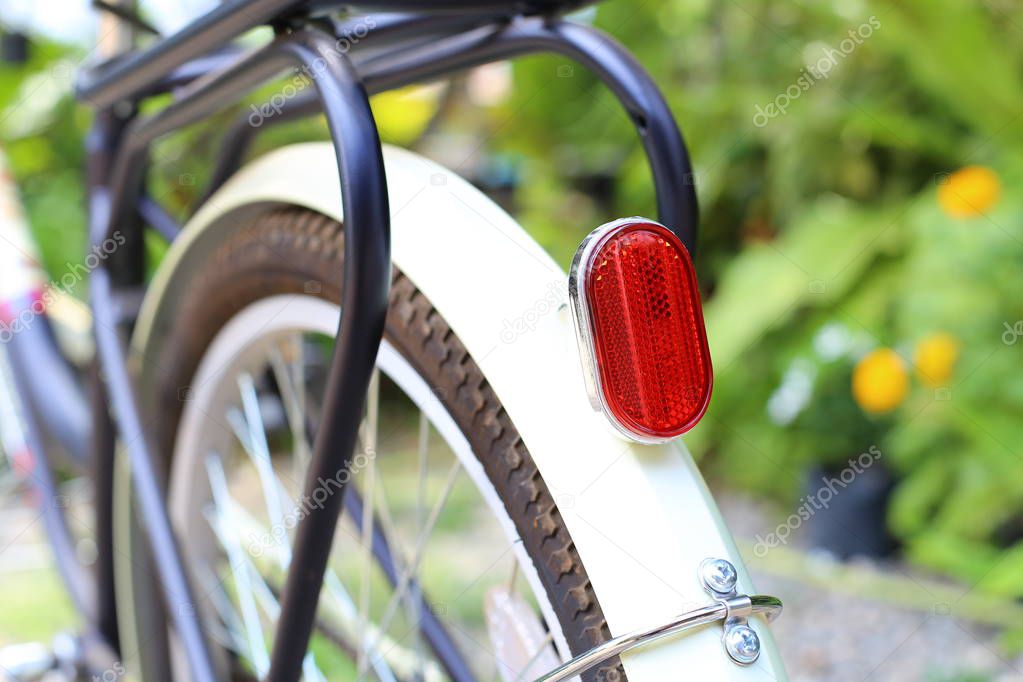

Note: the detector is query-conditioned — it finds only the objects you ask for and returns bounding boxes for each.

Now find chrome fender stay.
[536,558,782,682]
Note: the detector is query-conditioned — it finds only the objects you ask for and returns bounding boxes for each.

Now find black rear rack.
[74,3,700,680]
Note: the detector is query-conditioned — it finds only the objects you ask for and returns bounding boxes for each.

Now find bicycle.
[0,1,785,680]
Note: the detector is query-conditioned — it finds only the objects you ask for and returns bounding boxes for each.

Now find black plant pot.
[805,461,898,559]
[1,32,29,65]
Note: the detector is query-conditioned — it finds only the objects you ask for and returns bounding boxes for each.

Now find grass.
[0,564,77,646]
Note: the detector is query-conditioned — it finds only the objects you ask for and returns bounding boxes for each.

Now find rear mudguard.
[132,142,787,680]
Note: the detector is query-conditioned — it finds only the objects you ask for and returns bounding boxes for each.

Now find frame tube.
[87,361,121,655]
[90,261,218,682]
[1,347,95,620]
[4,322,92,470]
[137,196,182,242]
[75,2,515,107]
[76,0,307,108]
[91,28,391,682]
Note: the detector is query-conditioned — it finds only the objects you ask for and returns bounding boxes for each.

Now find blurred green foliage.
[3,0,1023,639]
[0,39,88,283]
[467,0,1023,630]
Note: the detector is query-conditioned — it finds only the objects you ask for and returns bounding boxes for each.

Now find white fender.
[134,142,786,680]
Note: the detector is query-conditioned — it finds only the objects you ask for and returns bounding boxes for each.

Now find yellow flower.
[852,348,909,415]
[938,165,1001,218]
[914,333,959,387]
[371,86,442,146]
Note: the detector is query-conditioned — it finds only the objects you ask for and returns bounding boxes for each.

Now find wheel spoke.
[512,632,556,682]
[344,482,472,682]
[223,420,409,680]
[249,567,327,682]
[232,374,327,678]
[262,340,451,679]
[268,337,311,476]
[356,369,381,675]
[177,310,565,682]
[323,572,402,682]
[358,456,463,679]
[368,463,430,680]
[215,473,405,681]
[196,564,246,656]
[231,373,290,550]
[226,402,405,678]
[258,358,404,681]
[413,410,430,678]
[204,454,271,676]
[204,473,327,682]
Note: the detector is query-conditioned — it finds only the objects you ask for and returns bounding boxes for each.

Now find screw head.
[700,558,738,594]
[724,624,761,664]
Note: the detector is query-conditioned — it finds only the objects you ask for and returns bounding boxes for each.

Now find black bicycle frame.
[6,1,700,680]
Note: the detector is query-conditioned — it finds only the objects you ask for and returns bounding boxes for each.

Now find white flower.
[767,359,817,425]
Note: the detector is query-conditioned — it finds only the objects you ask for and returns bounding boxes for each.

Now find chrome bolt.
[723,624,761,664]
[700,558,738,595]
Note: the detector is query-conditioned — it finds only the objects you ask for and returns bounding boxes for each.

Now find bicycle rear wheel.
[114,207,625,681]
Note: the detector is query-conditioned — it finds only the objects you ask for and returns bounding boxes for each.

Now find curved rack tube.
[90,29,391,682]
[206,16,700,252]
[357,16,700,252]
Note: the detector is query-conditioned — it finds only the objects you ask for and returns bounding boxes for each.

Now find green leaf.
[704,196,902,368]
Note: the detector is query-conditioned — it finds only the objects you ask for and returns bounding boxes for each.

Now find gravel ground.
[3,477,1023,681]
[717,489,1023,682]
[756,572,1020,682]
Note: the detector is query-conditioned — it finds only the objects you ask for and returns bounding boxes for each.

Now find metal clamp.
[535,558,780,681]
[699,557,766,665]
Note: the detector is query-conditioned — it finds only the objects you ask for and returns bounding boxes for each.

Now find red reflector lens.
[571,219,712,441]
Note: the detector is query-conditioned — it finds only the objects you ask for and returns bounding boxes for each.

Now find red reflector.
[569,218,712,442]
